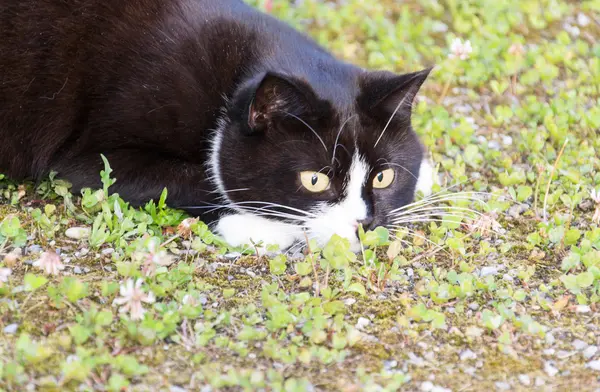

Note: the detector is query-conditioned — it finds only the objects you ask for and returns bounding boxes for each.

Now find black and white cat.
[0,0,433,252]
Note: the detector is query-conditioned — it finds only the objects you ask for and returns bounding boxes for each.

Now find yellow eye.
[300,171,330,193]
[373,168,395,189]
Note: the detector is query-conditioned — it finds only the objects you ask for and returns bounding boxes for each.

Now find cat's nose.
[355,216,375,232]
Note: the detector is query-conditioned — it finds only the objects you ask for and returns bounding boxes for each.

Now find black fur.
[0,0,430,230]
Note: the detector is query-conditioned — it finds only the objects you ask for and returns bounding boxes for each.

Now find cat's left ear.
[358,67,433,121]
[248,72,318,132]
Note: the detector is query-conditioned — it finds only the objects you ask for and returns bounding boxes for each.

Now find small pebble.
[576,305,591,313]
[343,298,357,306]
[431,21,448,33]
[73,266,83,274]
[518,374,531,386]
[535,377,545,387]
[577,12,590,26]
[501,135,513,146]
[573,339,588,351]
[65,227,91,240]
[468,303,480,311]
[27,245,42,254]
[170,387,187,392]
[545,333,555,345]
[557,350,576,359]
[544,362,559,377]
[383,360,398,370]
[488,140,501,150]
[480,266,499,277]
[502,274,514,282]
[4,323,18,334]
[495,381,510,391]
[224,252,242,260]
[355,317,371,330]
[460,349,477,361]
[583,346,598,359]
[408,352,425,367]
[586,360,600,371]
[101,248,114,255]
[420,382,451,392]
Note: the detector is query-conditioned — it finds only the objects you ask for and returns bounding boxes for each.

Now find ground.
[1,0,600,391]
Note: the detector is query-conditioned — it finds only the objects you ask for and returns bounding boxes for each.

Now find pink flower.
[113,279,155,321]
[449,38,473,60]
[264,0,273,12]
[508,43,525,56]
[33,250,65,276]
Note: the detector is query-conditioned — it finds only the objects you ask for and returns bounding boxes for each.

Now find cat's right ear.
[248,72,317,132]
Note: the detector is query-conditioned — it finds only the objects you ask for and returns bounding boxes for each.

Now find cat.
[0,0,434,252]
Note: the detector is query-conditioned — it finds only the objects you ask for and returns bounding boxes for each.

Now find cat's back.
[0,0,266,178]
[0,0,351,180]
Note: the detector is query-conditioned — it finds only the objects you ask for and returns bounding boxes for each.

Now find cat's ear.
[248,72,317,132]
[358,67,433,121]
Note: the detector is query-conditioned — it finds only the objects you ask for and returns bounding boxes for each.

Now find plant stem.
[543,138,569,222]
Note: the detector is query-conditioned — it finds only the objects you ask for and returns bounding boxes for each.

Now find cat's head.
[209,67,433,252]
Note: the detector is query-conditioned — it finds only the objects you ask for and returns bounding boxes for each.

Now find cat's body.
[0,0,433,251]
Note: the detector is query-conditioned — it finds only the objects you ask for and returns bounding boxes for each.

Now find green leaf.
[346,282,366,296]
[23,274,48,292]
[560,274,581,294]
[69,324,92,345]
[100,154,116,194]
[576,271,595,288]
[61,277,89,303]
[269,254,287,275]
[294,262,312,276]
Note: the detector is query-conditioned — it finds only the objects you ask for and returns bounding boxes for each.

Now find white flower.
[591,189,600,204]
[0,268,12,283]
[33,250,65,276]
[449,38,473,60]
[113,279,155,320]
[465,212,501,235]
[591,189,600,225]
[134,237,175,277]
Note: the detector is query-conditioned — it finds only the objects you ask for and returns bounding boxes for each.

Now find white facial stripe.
[305,151,370,252]
[341,152,369,221]
[415,158,434,196]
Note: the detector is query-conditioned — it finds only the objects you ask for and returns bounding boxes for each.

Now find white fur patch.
[305,152,369,252]
[215,213,302,250]
[207,114,234,205]
[415,158,434,196]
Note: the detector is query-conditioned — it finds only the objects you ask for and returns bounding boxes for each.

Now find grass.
[1,0,600,391]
